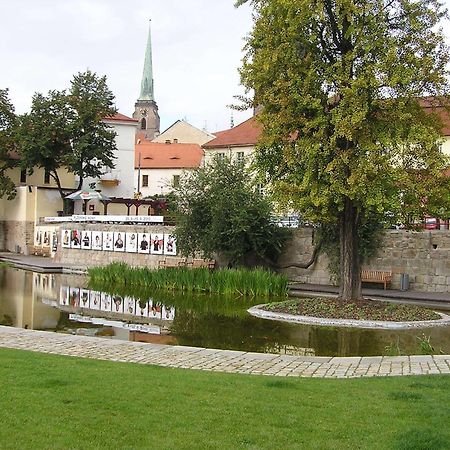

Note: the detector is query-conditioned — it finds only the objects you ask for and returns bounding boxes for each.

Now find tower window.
[141,118,147,130]
[142,175,149,187]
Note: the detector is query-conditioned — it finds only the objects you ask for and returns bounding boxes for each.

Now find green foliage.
[17,70,117,204]
[88,262,288,298]
[237,0,450,298]
[172,156,290,266]
[0,89,18,199]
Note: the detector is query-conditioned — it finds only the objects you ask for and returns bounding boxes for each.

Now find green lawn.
[0,349,449,450]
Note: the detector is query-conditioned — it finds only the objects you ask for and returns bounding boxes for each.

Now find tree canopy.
[0,89,18,199]
[18,70,117,208]
[172,156,290,266]
[237,0,450,300]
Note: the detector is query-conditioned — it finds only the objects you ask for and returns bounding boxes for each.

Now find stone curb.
[247,305,450,329]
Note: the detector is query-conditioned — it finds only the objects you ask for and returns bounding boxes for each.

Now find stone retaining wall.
[1,221,35,254]
[278,228,450,293]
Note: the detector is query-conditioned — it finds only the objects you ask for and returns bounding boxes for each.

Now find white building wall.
[135,168,190,197]
[203,145,255,166]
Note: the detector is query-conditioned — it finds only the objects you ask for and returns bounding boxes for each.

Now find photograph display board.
[81,231,91,250]
[90,291,101,310]
[102,232,114,251]
[112,295,124,313]
[60,229,177,255]
[69,287,80,307]
[101,293,112,312]
[126,233,138,253]
[80,289,90,307]
[113,232,125,252]
[125,296,135,315]
[92,232,103,250]
[150,234,164,255]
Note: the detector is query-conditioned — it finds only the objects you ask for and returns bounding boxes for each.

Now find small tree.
[18,70,117,211]
[173,157,290,266]
[0,89,18,199]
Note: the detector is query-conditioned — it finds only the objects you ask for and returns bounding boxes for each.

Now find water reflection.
[1,267,449,356]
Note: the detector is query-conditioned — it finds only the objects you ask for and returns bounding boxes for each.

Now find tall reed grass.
[88,263,288,298]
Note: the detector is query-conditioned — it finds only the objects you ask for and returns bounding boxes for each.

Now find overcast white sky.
[1,0,449,134]
[0,0,254,133]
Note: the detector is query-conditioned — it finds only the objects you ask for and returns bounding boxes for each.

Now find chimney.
[173,138,178,143]
[165,139,171,144]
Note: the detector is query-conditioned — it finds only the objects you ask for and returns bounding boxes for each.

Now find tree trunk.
[338,197,362,301]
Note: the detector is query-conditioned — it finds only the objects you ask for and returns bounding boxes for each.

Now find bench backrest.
[361,270,392,281]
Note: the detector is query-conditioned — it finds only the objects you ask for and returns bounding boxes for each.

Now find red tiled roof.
[203,117,261,149]
[104,113,138,123]
[135,142,203,169]
[418,97,450,136]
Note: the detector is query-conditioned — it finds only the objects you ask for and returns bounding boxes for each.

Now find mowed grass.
[0,348,449,450]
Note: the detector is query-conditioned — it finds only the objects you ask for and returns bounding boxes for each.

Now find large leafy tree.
[0,89,18,199]
[19,70,117,210]
[237,0,450,300]
[173,156,290,266]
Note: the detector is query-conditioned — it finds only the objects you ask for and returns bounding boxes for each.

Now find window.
[142,175,149,187]
[236,151,245,165]
[217,152,225,160]
[141,118,147,130]
[173,175,180,188]
[256,183,264,196]
[44,170,50,184]
[20,169,27,183]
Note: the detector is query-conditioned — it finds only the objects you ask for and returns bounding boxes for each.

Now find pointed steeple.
[139,20,155,101]
[133,19,160,140]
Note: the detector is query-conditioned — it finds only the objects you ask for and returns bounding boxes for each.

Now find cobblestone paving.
[1,326,449,378]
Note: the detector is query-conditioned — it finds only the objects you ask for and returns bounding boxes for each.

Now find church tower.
[133,20,160,140]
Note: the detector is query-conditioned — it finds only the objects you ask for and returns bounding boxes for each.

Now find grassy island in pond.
[88,262,288,298]
[264,298,441,322]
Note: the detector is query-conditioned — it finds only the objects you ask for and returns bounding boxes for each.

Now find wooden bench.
[28,246,51,257]
[186,259,216,270]
[361,269,392,290]
[158,257,187,269]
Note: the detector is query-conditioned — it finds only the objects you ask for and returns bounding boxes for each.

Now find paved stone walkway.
[1,326,449,378]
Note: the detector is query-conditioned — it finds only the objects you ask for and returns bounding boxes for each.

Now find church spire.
[139,20,155,101]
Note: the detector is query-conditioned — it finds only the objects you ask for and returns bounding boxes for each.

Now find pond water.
[0,266,449,357]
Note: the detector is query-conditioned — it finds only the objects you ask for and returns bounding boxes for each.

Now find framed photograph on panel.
[60,286,69,306]
[162,306,175,321]
[91,231,103,251]
[135,299,148,317]
[112,295,124,313]
[164,234,177,256]
[113,232,125,252]
[124,297,135,315]
[80,289,90,308]
[149,302,162,319]
[150,234,164,255]
[138,233,150,254]
[71,230,81,249]
[103,232,114,251]
[42,229,50,247]
[81,231,91,250]
[125,233,138,253]
[69,287,80,307]
[61,230,71,248]
[90,291,101,310]
[100,293,112,312]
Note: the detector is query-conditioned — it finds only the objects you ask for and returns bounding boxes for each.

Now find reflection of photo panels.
[91,231,103,251]
[149,302,162,319]
[137,232,150,254]
[81,231,92,250]
[135,299,148,316]
[164,234,177,256]
[112,295,124,313]
[51,231,58,252]
[113,232,125,252]
[125,233,138,253]
[100,293,112,311]
[103,232,114,251]
[61,230,71,248]
[124,296,135,315]
[162,306,176,321]
[69,287,80,307]
[60,286,70,306]
[42,228,50,247]
[90,291,101,310]
[80,289,90,308]
[71,230,81,249]
[150,234,164,255]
